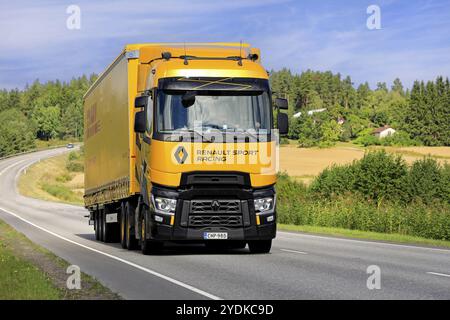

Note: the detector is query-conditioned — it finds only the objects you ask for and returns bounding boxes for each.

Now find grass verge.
[18,150,84,205]
[278,224,450,249]
[0,219,120,299]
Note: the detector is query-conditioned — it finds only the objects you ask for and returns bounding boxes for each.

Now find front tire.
[141,212,163,255]
[248,240,272,254]
[125,201,138,250]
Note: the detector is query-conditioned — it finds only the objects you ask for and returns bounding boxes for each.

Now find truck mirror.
[135,96,148,109]
[277,113,289,135]
[274,98,288,110]
[134,111,146,133]
[182,91,196,108]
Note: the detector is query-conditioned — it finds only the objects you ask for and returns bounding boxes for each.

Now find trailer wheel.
[125,201,138,250]
[248,240,272,254]
[94,211,100,241]
[99,209,104,242]
[102,207,119,243]
[120,203,127,248]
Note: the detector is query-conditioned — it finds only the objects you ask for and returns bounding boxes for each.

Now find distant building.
[373,125,396,138]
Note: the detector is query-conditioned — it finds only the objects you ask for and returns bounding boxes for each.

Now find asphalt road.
[0,148,449,300]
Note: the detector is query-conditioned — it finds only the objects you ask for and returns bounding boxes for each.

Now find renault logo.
[211,200,221,211]
[174,146,188,164]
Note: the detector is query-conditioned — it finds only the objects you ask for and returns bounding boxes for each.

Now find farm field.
[279,144,450,184]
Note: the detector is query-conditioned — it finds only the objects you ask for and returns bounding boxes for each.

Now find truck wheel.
[141,214,163,255]
[99,209,104,242]
[125,201,138,250]
[120,204,127,248]
[101,208,117,242]
[94,211,100,241]
[248,240,272,254]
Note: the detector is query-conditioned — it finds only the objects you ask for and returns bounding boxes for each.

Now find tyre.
[99,209,104,242]
[140,212,163,255]
[102,207,117,243]
[94,211,100,241]
[120,203,127,249]
[248,240,272,254]
[125,201,138,250]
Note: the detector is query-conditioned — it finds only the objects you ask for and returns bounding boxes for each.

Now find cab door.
[135,91,153,206]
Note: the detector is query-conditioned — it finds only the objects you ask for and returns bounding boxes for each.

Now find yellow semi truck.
[83,43,288,254]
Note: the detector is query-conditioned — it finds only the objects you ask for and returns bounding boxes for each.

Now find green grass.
[278,224,450,249]
[41,183,80,203]
[0,220,61,299]
[0,219,120,300]
[19,150,84,205]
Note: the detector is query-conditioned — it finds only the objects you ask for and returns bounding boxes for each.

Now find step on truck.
[83,43,289,254]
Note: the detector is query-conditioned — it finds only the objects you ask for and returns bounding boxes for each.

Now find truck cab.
[84,43,288,254]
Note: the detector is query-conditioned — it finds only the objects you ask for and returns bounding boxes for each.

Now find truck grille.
[191,200,241,214]
[188,215,243,228]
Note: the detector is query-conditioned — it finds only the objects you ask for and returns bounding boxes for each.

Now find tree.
[32,105,61,140]
[391,78,404,95]
[0,109,35,157]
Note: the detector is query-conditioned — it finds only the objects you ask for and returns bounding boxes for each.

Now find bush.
[310,163,356,198]
[381,131,421,147]
[311,150,408,205]
[68,151,79,161]
[405,158,447,204]
[353,151,408,204]
[66,161,84,172]
[354,134,380,146]
[277,173,450,241]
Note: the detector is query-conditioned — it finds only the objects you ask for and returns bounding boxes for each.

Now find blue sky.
[0,0,449,90]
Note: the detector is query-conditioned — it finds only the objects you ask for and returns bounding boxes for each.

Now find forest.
[0,75,97,157]
[0,70,449,157]
[270,69,450,147]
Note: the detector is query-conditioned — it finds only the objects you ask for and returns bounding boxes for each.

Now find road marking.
[277,231,450,254]
[280,248,308,255]
[427,272,450,278]
[0,206,222,300]
[0,159,27,176]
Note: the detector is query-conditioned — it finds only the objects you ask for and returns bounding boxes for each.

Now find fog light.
[267,215,274,222]
[154,215,163,223]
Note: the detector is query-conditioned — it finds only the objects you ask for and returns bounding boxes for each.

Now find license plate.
[203,232,228,240]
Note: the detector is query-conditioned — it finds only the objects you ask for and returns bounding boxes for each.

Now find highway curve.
[0,148,449,300]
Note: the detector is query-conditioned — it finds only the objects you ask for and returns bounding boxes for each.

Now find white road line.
[280,248,308,255]
[277,231,450,254]
[0,206,222,300]
[0,159,27,176]
[427,272,450,278]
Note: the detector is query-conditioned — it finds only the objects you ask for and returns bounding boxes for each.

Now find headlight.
[254,197,274,213]
[153,196,177,214]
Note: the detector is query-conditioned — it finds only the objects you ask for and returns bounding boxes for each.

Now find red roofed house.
[372,125,396,139]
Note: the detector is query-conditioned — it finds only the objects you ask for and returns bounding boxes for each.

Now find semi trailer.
[83,43,288,254]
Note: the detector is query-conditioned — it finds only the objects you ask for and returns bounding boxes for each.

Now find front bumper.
[146,184,277,242]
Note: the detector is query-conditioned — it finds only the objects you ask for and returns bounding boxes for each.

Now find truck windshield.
[156,91,272,136]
